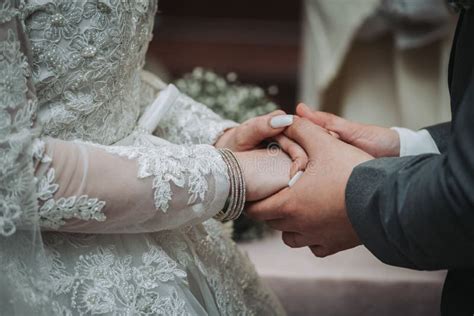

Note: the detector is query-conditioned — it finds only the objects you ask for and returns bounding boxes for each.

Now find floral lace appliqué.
[102,143,228,213]
[0,3,38,237]
[154,91,238,146]
[44,237,189,316]
[34,139,107,229]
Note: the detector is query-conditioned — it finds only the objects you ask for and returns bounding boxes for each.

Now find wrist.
[388,129,401,157]
[215,127,237,149]
[215,149,246,222]
[234,149,292,201]
[232,152,250,199]
[373,128,400,157]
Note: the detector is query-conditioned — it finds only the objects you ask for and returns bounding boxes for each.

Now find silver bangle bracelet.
[214,148,246,222]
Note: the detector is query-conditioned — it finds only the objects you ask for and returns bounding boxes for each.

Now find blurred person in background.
[300,0,456,129]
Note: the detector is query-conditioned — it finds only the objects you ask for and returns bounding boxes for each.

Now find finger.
[237,110,288,149]
[309,245,330,258]
[329,131,341,139]
[284,118,328,154]
[245,188,291,221]
[296,103,340,130]
[269,114,294,129]
[296,103,330,128]
[296,104,353,141]
[269,109,287,116]
[282,232,314,248]
[272,134,309,177]
[266,218,297,232]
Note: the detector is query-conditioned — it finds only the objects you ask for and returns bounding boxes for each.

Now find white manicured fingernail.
[270,115,294,128]
[288,171,304,187]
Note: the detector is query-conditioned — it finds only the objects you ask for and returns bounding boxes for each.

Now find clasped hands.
[216,104,401,258]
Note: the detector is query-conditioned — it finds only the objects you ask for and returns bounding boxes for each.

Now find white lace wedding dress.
[0,1,285,315]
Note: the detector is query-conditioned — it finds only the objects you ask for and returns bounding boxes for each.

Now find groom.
[247,1,474,315]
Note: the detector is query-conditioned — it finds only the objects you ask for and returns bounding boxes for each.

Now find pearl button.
[81,46,97,58]
[50,13,65,26]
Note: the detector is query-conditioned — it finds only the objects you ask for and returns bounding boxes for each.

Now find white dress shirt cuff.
[391,127,441,157]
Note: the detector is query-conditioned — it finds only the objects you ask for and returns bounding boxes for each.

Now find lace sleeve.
[139,77,238,146]
[36,137,230,233]
[0,2,57,314]
[0,0,40,237]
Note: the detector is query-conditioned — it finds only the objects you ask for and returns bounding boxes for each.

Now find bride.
[0,1,308,315]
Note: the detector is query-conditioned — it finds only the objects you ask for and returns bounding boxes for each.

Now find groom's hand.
[246,118,373,257]
[296,104,400,158]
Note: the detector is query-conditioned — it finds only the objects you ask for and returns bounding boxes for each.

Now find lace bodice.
[25,0,155,144]
[1,1,284,315]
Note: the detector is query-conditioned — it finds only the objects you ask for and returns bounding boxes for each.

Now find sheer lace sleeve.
[140,74,238,146]
[0,0,40,237]
[154,89,238,145]
[0,2,56,314]
[35,137,230,233]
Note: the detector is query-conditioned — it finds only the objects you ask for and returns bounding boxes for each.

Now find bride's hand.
[215,111,308,177]
[234,149,292,202]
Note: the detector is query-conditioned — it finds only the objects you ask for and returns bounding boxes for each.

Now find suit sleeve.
[345,75,474,271]
[424,122,451,153]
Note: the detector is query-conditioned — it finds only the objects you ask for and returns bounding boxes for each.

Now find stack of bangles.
[214,148,246,222]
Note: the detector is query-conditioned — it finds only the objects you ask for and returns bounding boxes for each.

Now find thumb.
[295,103,314,119]
[284,118,327,155]
[296,104,355,142]
[238,110,290,149]
[296,103,332,128]
[245,187,291,221]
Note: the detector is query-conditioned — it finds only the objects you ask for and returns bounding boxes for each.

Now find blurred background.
[146,1,458,315]
[147,0,301,112]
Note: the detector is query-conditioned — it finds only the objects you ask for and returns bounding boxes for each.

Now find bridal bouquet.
[175,68,279,241]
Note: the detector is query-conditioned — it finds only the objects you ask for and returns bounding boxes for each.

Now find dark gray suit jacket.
[345,7,474,315]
